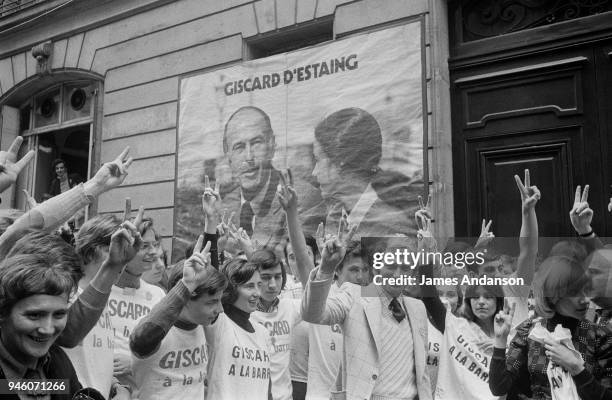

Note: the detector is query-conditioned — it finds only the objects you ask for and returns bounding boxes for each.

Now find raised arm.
[514,169,540,285]
[278,169,313,286]
[0,136,34,195]
[58,212,142,347]
[301,236,354,325]
[490,300,527,396]
[571,185,604,252]
[415,199,446,332]
[201,176,221,269]
[131,236,212,358]
[0,147,133,258]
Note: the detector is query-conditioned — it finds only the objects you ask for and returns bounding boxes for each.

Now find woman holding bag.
[489,255,598,400]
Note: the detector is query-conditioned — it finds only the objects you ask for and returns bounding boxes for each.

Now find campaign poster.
[174,22,425,260]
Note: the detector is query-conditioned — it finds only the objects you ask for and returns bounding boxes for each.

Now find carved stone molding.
[462,0,612,42]
[31,40,53,75]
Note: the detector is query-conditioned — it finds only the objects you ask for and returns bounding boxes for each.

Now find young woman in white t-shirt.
[204,259,272,400]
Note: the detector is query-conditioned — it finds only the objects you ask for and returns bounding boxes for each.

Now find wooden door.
[449,1,612,239]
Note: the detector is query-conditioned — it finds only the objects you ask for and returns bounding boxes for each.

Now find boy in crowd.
[130,236,226,399]
[109,216,166,389]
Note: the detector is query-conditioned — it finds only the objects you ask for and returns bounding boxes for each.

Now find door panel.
[451,46,606,238]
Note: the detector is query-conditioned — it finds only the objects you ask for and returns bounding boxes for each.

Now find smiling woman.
[0,254,82,399]
[204,259,272,400]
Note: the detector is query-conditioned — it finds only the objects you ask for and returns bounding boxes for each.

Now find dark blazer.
[0,345,82,400]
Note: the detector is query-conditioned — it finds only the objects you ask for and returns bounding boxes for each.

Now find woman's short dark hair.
[462,284,505,323]
[314,108,382,179]
[167,260,228,300]
[220,258,259,305]
[0,254,76,317]
[7,230,83,283]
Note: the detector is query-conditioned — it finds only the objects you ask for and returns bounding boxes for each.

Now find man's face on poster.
[225,109,275,194]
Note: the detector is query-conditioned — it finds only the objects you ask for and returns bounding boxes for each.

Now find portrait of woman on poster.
[312,107,420,237]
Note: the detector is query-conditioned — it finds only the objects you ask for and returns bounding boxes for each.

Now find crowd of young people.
[1,134,612,400]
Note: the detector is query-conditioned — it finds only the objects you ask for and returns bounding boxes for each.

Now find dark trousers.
[292,380,307,400]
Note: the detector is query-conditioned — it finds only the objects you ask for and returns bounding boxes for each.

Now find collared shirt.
[346,183,378,231]
[256,297,280,313]
[0,336,50,400]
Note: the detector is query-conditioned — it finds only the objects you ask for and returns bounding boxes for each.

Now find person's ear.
[267,134,276,158]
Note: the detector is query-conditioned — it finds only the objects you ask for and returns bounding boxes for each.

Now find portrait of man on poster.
[222,106,284,244]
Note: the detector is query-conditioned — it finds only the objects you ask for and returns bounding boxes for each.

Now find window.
[245,17,334,59]
[17,81,97,214]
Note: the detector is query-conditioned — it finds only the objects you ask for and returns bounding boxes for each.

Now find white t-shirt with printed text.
[204,313,272,400]
[426,319,443,393]
[131,325,207,400]
[108,281,165,387]
[305,283,344,400]
[251,299,302,400]
[63,287,115,396]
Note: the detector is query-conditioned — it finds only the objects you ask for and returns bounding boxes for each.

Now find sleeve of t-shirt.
[130,281,191,358]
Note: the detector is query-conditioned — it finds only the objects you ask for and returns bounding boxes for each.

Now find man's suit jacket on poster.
[237,168,285,248]
[301,269,433,400]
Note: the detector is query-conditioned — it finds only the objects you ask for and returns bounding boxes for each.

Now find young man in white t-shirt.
[130,236,226,400]
[248,172,316,400]
[68,213,143,399]
[251,249,303,400]
[109,218,166,390]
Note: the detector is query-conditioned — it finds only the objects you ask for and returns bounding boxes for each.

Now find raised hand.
[414,194,433,221]
[278,169,298,212]
[201,175,221,218]
[514,169,541,212]
[89,147,133,195]
[337,213,357,247]
[229,225,255,259]
[21,189,38,210]
[182,235,213,291]
[475,219,494,248]
[315,222,327,254]
[0,136,35,194]
[570,185,593,235]
[107,199,143,268]
[319,236,347,276]
[608,196,612,213]
[494,299,516,346]
[543,338,585,376]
